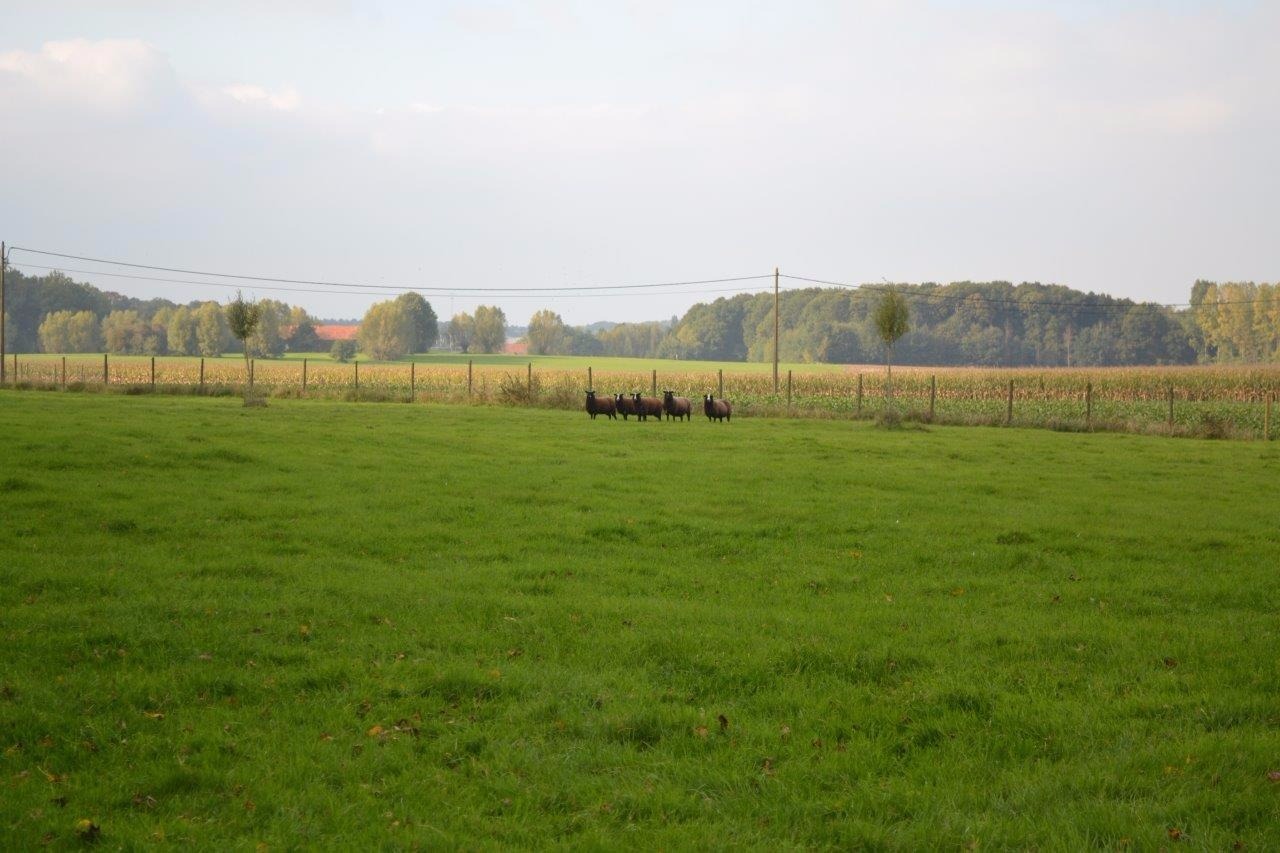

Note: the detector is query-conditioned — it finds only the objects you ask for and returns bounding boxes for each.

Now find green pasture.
[1,393,1278,848]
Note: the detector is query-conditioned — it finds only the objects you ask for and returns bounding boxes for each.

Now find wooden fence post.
[467,359,473,398]
[588,365,592,390]
[717,368,723,398]
[410,362,415,397]
[354,360,359,391]
[929,375,936,420]
[200,358,205,390]
[528,362,533,396]
[301,358,306,393]
[250,359,255,388]
[651,369,657,396]
[856,373,863,416]
[1085,382,1092,426]
[1167,384,1174,428]
[103,354,108,386]
[786,369,792,410]
[150,356,156,389]
[1006,379,1014,425]
[61,356,66,388]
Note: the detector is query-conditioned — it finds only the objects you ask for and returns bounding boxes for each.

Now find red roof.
[314,324,359,341]
[504,340,528,355]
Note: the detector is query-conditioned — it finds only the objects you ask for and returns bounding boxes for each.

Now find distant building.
[314,324,359,341]
[503,339,528,355]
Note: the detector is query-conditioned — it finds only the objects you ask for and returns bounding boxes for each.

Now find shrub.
[331,340,357,362]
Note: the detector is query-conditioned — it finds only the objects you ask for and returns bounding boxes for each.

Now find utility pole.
[1,242,7,385]
[773,266,780,393]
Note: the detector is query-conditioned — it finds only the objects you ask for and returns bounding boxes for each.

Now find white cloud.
[221,83,301,111]
[0,37,176,111]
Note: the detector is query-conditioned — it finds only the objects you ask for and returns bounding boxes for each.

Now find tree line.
[5,264,1278,365]
[525,280,1279,366]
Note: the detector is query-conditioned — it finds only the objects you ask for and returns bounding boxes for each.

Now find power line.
[9,246,771,294]
[10,262,788,301]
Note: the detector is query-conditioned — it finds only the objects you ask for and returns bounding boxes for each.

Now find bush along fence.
[2,353,1278,440]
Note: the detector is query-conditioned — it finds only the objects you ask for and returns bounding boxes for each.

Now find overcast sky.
[1,1,1276,324]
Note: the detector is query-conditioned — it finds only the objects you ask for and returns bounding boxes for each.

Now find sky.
[1,0,1276,325]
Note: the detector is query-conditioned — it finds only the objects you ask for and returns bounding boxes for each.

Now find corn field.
[5,355,1278,439]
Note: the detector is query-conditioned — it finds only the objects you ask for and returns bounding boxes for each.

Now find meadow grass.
[1,393,1278,849]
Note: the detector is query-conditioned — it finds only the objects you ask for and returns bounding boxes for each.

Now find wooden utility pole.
[773,266,780,393]
[1,242,6,385]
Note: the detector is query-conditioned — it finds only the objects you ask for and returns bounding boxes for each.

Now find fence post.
[1167,384,1174,428]
[200,358,205,390]
[354,360,359,391]
[528,362,533,396]
[929,375,936,420]
[651,369,657,396]
[467,359,473,398]
[1085,382,1092,426]
[103,354,108,386]
[150,356,156,389]
[61,356,66,388]
[250,359,255,388]
[856,373,863,416]
[588,365,592,390]
[410,362,415,397]
[1006,379,1013,425]
[718,368,723,398]
[301,358,306,393]
[786,369,792,410]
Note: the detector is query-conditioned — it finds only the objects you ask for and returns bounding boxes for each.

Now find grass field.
[2,394,1279,848]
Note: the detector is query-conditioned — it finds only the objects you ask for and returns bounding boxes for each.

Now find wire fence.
[2,354,1277,440]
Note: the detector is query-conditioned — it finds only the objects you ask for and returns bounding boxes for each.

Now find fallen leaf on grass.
[1168,827,1184,841]
[75,819,100,842]
[950,588,965,597]
[779,725,791,739]
[1163,657,1178,669]
[366,725,385,737]
[693,726,708,739]
[1267,770,1280,782]
[318,733,333,742]
[143,711,165,721]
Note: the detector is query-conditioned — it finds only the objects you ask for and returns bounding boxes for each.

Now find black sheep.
[614,393,639,421]
[662,390,692,421]
[585,390,617,420]
[632,393,664,422]
[703,394,732,422]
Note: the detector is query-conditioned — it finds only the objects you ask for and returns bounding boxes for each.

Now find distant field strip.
[6,354,1279,437]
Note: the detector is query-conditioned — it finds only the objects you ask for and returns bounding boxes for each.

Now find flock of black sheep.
[584,390,732,422]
